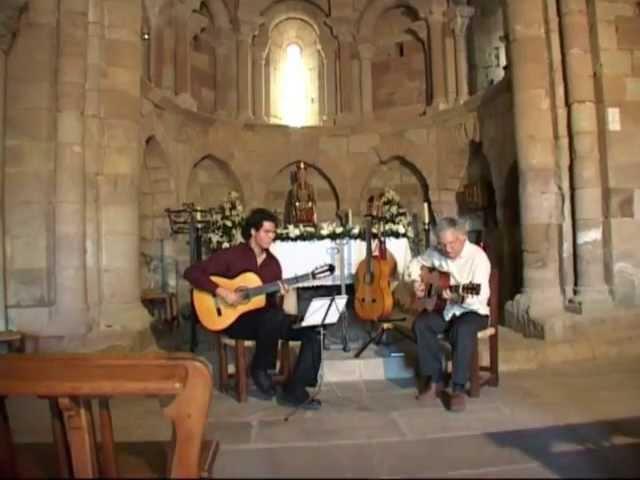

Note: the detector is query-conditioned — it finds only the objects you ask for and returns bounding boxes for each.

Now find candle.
[348,209,352,226]
[423,202,429,226]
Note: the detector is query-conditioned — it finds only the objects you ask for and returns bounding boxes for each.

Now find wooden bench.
[0,353,216,478]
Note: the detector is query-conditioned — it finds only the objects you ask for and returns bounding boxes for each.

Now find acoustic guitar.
[354,196,396,321]
[192,264,335,331]
[412,266,481,313]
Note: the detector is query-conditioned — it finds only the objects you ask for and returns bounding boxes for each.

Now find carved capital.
[0,0,27,53]
[448,6,475,37]
[426,5,447,24]
[237,16,264,39]
[408,20,428,41]
[326,17,355,42]
[357,42,375,60]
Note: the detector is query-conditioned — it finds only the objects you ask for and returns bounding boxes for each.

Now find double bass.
[354,196,396,321]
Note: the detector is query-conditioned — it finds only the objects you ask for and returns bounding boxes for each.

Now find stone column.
[328,18,355,121]
[444,19,457,105]
[0,0,27,332]
[358,42,375,119]
[427,6,447,109]
[85,0,104,319]
[503,0,565,324]
[97,0,149,331]
[55,0,89,334]
[408,21,429,111]
[449,5,474,103]
[236,19,261,122]
[252,42,267,122]
[173,4,191,97]
[558,0,610,306]
[323,44,338,123]
[213,29,234,117]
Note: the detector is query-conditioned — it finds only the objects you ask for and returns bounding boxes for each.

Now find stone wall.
[594,0,640,306]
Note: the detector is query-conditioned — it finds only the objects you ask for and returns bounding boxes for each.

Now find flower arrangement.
[276,188,414,242]
[207,191,245,251]
[375,188,415,239]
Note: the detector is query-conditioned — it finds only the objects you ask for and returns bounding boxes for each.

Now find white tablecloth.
[270,237,413,288]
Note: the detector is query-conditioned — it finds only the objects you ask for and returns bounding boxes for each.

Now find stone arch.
[359,155,432,248]
[140,136,178,291]
[357,0,427,39]
[255,0,338,124]
[186,155,244,209]
[265,161,341,224]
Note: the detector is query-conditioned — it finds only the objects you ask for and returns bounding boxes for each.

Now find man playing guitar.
[408,217,491,412]
[184,208,322,409]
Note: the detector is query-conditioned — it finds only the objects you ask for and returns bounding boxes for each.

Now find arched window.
[282,43,307,127]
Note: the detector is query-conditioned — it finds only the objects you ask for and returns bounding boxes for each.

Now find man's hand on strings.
[217,287,242,306]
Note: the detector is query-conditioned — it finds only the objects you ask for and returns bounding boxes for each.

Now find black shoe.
[278,387,322,411]
[251,369,276,398]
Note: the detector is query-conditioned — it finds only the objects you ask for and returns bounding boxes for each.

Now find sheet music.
[294,295,348,328]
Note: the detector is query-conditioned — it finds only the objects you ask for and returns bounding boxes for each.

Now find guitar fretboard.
[244,272,315,298]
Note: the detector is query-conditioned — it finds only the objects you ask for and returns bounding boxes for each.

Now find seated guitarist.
[184,208,322,410]
[408,217,491,412]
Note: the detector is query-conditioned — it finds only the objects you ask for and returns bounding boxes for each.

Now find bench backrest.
[0,352,213,478]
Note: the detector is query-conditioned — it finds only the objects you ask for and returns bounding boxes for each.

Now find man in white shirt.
[408,217,491,412]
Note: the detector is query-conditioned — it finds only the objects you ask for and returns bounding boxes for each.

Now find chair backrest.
[0,352,213,478]
[488,268,500,327]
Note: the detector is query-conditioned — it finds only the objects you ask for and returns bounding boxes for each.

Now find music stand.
[284,295,347,421]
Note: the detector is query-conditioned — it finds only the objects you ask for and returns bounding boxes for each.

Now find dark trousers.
[224,307,321,391]
[413,310,488,387]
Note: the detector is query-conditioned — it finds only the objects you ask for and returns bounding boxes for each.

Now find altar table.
[270,237,413,288]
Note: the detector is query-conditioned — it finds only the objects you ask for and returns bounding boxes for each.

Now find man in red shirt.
[184,208,321,409]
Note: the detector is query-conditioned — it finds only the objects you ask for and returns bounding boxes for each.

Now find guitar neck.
[246,273,315,298]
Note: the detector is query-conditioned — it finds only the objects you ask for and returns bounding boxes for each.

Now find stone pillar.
[328,18,355,121]
[173,4,191,98]
[558,0,610,306]
[324,45,338,124]
[236,19,261,122]
[449,5,474,103]
[427,6,447,109]
[54,0,89,334]
[85,0,104,318]
[213,29,234,118]
[97,0,149,331]
[503,0,565,323]
[408,21,429,111]
[358,42,374,119]
[444,20,457,105]
[0,0,27,332]
[0,49,5,332]
[252,42,267,122]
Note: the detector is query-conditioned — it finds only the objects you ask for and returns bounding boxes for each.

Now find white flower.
[397,225,406,234]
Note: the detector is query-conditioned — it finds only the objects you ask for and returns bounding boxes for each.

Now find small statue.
[284,161,317,226]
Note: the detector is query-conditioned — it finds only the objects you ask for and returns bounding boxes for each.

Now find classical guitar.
[412,266,481,313]
[192,264,335,331]
[354,196,395,321]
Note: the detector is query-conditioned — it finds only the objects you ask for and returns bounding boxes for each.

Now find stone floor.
[7,355,640,478]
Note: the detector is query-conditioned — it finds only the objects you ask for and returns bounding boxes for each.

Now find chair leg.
[98,399,118,478]
[489,332,499,387]
[48,398,71,477]
[216,336,229,394]
[469,338,480,398]
[235,340,248,403]
[279,340,291,383]
[0,397,17,478]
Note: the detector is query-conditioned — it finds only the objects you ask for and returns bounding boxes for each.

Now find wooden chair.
[400,268,500,398]
[216,336,295,402]
[141,288,179,331]
[461,268,499,397]
[0,352,216,478]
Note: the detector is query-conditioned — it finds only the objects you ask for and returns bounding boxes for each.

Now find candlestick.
[423,202,429,227]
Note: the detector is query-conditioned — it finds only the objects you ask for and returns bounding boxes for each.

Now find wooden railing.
[0,352,216,478]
